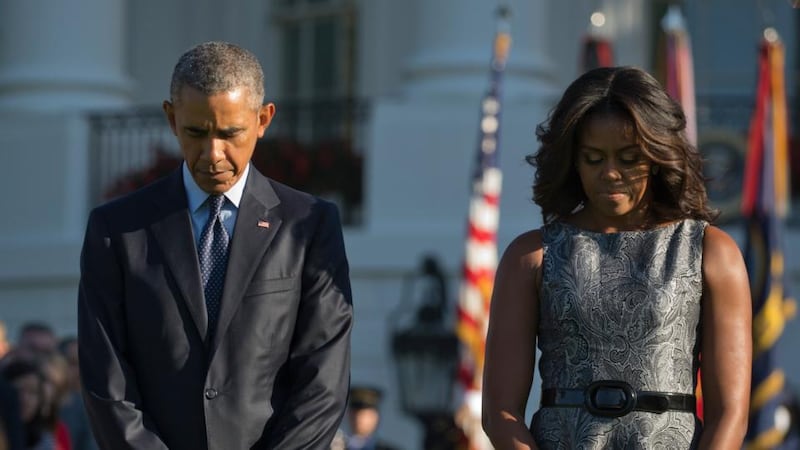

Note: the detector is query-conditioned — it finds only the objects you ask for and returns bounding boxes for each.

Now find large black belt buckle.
[584,380,637,417]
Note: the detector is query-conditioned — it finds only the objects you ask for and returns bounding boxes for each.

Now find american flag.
[454,6,511,450]
[742,28,799,450]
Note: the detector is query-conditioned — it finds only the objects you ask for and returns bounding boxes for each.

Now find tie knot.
[207,195,226,217]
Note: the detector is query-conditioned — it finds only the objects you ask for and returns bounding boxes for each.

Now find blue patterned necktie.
[198,194,230,338]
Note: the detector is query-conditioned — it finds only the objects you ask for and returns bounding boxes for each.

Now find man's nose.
[202,138,226,162]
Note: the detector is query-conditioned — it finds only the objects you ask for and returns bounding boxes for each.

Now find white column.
[0,0,131,112]
[358,0,557,263]
[0,0,132,339]
[403,0,556,101]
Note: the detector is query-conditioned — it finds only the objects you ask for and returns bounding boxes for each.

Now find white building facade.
[0,0,798,447]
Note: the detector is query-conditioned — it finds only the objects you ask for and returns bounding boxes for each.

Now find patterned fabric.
[532,219,706,449]
[198,195,230,337]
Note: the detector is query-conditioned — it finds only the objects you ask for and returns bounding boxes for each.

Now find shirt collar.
[182,162,250,212]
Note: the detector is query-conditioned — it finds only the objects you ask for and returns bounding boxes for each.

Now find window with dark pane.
[268,0,364,225]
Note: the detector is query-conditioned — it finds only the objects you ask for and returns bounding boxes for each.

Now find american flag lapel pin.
[257,220,270,229]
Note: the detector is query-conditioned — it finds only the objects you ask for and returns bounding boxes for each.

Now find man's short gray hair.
[170,41,265,110]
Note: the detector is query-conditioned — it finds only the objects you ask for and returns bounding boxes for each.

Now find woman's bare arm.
[482,230,543,450]
[698,225,752,449]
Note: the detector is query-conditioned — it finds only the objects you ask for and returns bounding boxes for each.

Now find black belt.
[541,380,696,418]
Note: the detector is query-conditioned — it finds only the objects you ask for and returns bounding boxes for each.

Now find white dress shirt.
[182,162,250,246]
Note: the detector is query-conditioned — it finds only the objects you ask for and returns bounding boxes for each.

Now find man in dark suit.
[78,41,353,450]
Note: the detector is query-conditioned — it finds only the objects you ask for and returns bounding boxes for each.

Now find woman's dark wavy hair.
[528,66,718,224]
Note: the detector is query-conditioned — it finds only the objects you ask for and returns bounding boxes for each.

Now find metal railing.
[87,98,369,225]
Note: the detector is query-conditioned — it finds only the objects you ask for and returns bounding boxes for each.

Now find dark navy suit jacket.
[78,166,353,450]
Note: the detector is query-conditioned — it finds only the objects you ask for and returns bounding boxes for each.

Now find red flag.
[658,4,706,419]
[581,35,613,71]
[580,11,613,72]
[660,4,697,146]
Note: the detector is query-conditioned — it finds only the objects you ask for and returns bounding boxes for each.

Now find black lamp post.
[390,255,462,450]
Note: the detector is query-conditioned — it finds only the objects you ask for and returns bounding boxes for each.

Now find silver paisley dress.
[531,219,706,449]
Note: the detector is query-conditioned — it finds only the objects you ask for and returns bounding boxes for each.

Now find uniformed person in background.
[345,386,399,450]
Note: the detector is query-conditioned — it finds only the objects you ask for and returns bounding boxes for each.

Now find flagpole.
[455,5,511,450]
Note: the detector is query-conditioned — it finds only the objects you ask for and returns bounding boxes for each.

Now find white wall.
[0,112,89,338]
[0,1,798,449]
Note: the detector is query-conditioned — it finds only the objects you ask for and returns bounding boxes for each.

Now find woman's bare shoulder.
[702,224,747,283]
[702,225,743,261]
[501,229,544,271]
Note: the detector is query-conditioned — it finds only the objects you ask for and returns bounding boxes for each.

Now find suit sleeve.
[264,201,354,450]
[77,209,169,450]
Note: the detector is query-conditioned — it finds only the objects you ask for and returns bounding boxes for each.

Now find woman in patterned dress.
[481,66,751,449]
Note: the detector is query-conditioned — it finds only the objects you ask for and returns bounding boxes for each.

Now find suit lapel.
[211,169,282,356]
[150,170,209,342]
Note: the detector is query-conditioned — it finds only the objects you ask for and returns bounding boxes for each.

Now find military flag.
[742,27,799,450]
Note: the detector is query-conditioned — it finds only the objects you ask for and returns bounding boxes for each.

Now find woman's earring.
[651,165,660,175]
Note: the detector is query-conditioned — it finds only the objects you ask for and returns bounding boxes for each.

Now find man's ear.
[257,102,276,137]
[163,100,177,135]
